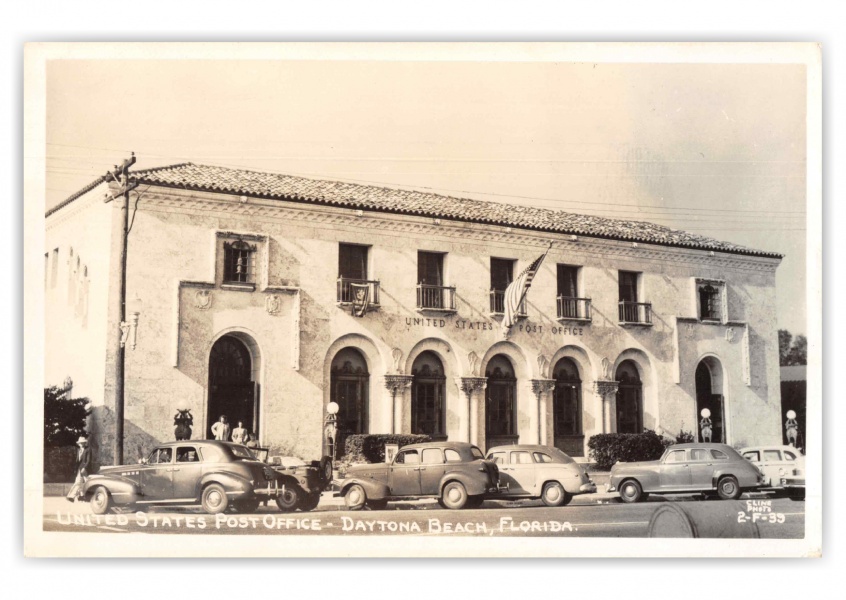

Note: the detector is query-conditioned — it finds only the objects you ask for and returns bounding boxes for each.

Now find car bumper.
[251,479,286,498]
[579,482,597,494]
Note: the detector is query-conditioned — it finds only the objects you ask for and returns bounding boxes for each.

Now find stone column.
[458,377,487,445]
[383,375,413,434]
[531,379,556,445]
[593,380,619,434]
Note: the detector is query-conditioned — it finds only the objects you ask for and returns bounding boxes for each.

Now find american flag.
[501,248,550,338]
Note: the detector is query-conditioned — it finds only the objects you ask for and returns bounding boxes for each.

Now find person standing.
[232,420,250,445]
[66,436,92,502]
[211,415,231,441]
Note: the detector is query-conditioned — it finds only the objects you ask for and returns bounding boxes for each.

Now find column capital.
[383,374,414,393]
[456,376,487,395]
[593,380,619,398]
[530,378,556,396]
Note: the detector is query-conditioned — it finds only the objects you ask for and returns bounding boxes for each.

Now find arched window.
[485,355,517,442]
[615,360,643,434]
[411,351,447,439]
[553,358,582,437]
[331,348,369,455]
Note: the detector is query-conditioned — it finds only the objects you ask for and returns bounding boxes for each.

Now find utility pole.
[105,153,137,465]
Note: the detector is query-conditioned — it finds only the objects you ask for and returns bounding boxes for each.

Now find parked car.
[607,443,766,503]
[252,448,334,512]
[740,445,803,489]
[779,454,806,500]
[81,440,284,515]
[336,442,502,510]
[486,445,596,507]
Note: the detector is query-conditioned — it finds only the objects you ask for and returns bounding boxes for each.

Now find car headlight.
[778,468,786,476]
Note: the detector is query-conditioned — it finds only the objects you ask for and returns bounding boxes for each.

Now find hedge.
[344,434,432,463]
[588,430,672,470]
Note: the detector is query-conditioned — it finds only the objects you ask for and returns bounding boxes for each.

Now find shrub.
[673,429,695,444]
[588,430,668,470]
[344,434,432,463]
[44,383,90,447]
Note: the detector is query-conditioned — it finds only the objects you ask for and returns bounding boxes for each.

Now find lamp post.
[785,410,800,447]
[324,402,339,462]
[699,408,713,443]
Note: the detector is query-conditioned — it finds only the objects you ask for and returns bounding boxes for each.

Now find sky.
[45,58,808,335]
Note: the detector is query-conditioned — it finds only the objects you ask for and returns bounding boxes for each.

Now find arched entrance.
[615,360,643,434]
[485,354,518,448]
[411,351,447,440]
[207,335,259,440]
[696,358,726,443]
[552,357,583,456]
[330,347,370,458]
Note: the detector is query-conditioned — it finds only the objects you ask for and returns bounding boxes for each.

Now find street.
[43,494,805,538]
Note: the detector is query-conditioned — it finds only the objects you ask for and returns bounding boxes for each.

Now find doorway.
[695,358,725,443]
[207,335,259,440]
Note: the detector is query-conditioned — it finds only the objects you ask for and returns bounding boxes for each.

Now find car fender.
[338,477,390,500]
[612,467,659,492]
[196,471,253,499]
[712,468,757,489]
[82,474,140,504]
[537,466,586,494]
[439,471,487,497]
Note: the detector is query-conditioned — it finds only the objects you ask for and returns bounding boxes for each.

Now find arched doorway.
[207,335,259,440]
[485,354,518,448]
[552,357,583,456]
[330,347,369,458]
[411,351,447,440]
[696,358,726,443]
[615,360,643,434]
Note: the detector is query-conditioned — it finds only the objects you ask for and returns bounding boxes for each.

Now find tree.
[778,329,807,366]
[44,383,90,447]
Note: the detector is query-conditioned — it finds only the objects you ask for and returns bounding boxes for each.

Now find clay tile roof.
[56,162,783,258]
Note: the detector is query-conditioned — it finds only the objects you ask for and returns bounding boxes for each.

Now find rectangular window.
[489,258,514,313]
[618,271,639,303]
[50,248,59,288]
[417,251,454,310]
[619,271,651,324]
[557,264,590,320]
[339,243,368,280]
[418,251,444,287]
[223,240,257,284]
[696,279,725,322]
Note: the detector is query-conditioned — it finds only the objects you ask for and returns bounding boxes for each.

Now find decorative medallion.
[537,354,550,378]
[725,327,735,342]
[195,290,212,310]
[391,348,404,374]
[600,357,613,380]
[468,351,480,377]
[266,294,281,315]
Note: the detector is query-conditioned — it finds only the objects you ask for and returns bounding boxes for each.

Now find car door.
[687,447,717,489]
[172,446,204,500]
[659,449,691,489]
[506,450,537,495]
[140,447,174,500]
[389,449,421,496]
[418,448,448,495]
[487,451,515,495]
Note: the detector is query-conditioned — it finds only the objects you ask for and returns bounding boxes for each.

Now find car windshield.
[470,446,484,460]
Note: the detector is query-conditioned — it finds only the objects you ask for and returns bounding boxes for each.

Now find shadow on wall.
[88,406,162,468]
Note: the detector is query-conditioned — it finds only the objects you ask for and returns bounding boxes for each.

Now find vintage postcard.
[23,42,822,557]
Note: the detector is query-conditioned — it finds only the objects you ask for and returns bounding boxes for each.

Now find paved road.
[43,495,805,538]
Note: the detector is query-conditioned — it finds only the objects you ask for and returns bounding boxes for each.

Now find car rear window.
[229,444,256,459]
[444,449,462,462]
[743,451,760,461]
[199,445,224,462]
[533,452,553,463]
[421,448,444,464]
[784,451,797,460]
[763,450,782,461]
[470,447,484,459]
[710,449,729,460]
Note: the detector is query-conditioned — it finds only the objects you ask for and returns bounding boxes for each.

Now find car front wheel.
[717,476,741,500]
[276,485,302,512]
[345,484,367,511]
[619,479,643,503]
[201,483,229,514]
[90,486,112,515]
[441,481,468,510]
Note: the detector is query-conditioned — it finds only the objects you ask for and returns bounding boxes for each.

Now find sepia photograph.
[23,42,822,558]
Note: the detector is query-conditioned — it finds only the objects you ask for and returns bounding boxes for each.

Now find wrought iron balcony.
[618,301,652,325]
[556,296,592,321]
[417,284,457,312]
[337,277,381,306]
[489,290,527,316]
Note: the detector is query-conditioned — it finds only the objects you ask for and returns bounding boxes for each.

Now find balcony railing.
[417,284,457,311]
[337,277,381,306]
[489,290,526,316]
[557,296,592,321]
[618,301,652,325]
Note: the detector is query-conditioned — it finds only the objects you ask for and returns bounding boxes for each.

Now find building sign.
[404,317,584,336]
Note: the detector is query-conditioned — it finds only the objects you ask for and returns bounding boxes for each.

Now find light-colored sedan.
[740,445,803,488]
[486,445,596,507]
